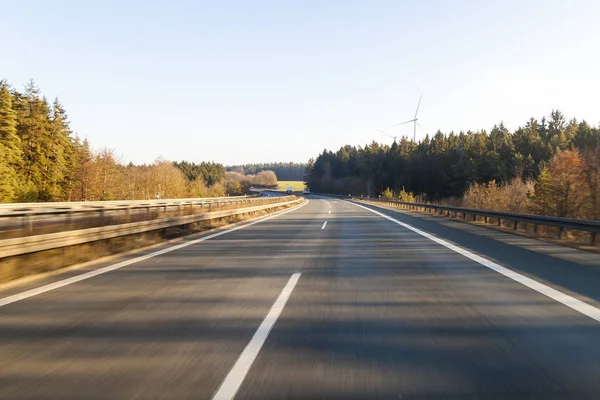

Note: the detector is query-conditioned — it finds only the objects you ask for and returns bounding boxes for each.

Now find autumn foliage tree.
[224,169,279,189]
[582,150,600,220]
[545,150,588,218]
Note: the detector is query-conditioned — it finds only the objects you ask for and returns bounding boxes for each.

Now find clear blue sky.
[3,0,599,165]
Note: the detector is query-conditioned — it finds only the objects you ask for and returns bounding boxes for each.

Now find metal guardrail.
[0,196,303,259]
[318,193,600,244]
[0,195,281,238]
[0,195,260,216]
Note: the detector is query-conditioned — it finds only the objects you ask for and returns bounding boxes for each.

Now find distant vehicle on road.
[303,187,310,195]
[286,186,293,194]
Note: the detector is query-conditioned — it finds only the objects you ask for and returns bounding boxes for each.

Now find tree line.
[228,162,306,181]
[0,79,279,202]
[305,110,600,220]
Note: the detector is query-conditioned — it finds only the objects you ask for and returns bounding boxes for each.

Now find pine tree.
[71,137,93,201]
[47,98,74,199]
[16,80,52,200]
[0,81,22,201]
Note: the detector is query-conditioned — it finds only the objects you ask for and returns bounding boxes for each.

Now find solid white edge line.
[348,201,600,323]
[211,272,301,400]
[0,200,309,308]
[321,221,327,230]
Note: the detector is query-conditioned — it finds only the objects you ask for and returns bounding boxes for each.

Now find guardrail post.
[533,224,539,235]
[484,216,488,223]
[591,232,597,246]
[23,215,33,233]
[557,227,564,239]
[463,212,466,220]
[513,220,518,230]
[498,218,502,226]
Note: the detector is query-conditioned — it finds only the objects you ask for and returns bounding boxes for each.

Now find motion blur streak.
[0,200,308,308]
[1,197,600,399]
[212,273,301,400]
[349,201,600,322]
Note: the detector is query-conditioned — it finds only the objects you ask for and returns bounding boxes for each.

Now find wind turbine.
[378,129,397,143]
[390,95,422,142]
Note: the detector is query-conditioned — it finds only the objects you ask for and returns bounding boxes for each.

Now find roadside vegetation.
[224,170,278,195]
[305,111,600,220]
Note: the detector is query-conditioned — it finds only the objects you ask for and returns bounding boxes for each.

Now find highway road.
[1,196,600,399]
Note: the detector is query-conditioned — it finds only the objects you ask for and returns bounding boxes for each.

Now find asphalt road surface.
[2,196,600,399]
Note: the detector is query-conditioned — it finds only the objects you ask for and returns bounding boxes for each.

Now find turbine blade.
[378,129,397,139]
[389,119,415,127]
[414,94,422,118]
